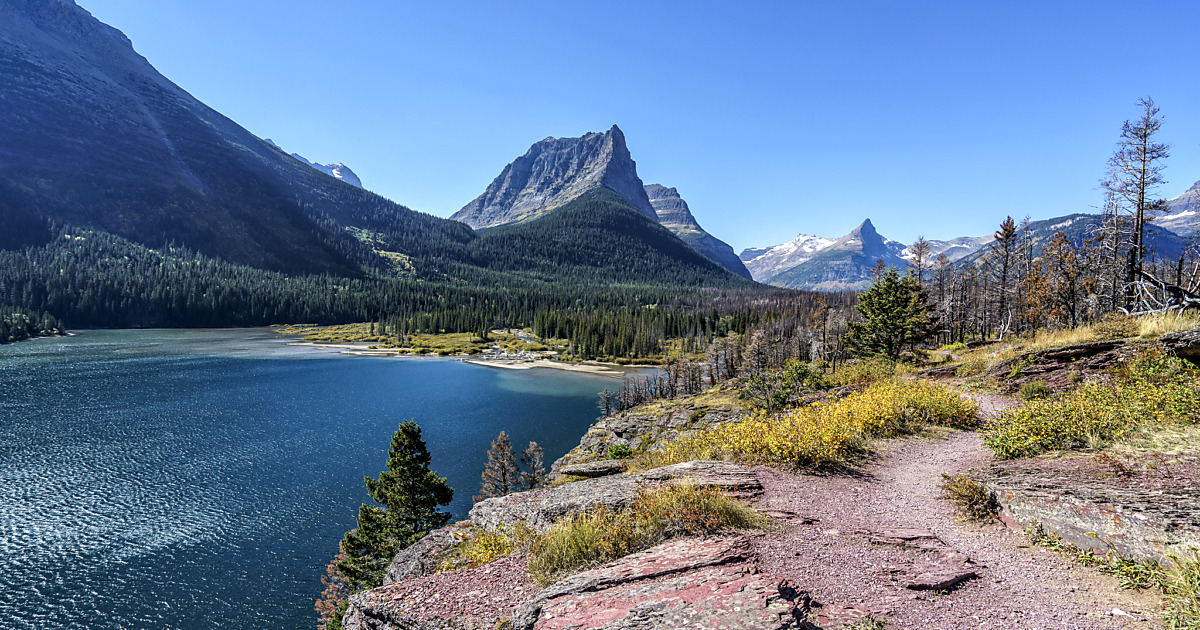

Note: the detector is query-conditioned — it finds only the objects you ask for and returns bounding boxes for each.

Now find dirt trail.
[751,394,1163,629]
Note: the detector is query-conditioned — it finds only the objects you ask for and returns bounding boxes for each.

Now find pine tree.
[337,420,453,591]
[521,441,546,490]
[841,268,934,360]
[474,431,520,502]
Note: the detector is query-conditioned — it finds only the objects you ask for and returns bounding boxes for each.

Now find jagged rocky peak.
[643,184,753,280]
[450,124,657,228]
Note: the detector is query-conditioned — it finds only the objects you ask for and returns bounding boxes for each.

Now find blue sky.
[80,0,1200,251]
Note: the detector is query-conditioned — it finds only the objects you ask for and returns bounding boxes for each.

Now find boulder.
[556,459,629,478]
[383,526,462,585]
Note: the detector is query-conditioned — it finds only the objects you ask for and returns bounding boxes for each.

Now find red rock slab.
[518,536,847,630]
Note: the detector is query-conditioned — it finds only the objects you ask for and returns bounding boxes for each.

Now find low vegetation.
[634,379,978,470]
[984,349,1200,458]
[938,473,998,521]
[525,483,768,586]
[1025,523,1200,629]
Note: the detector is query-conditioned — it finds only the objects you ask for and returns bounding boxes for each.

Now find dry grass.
[525,482,768,586]
[1138,311,1200,339]
[938,473,998,521]
[1165,552,1200,629]
[632,379,978,471]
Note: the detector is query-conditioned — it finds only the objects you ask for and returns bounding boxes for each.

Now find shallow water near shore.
[0,329,616,629]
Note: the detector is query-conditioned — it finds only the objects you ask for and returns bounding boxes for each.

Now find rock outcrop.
[551,393,746,473]
[450,125,657,228]
[511,536,817,630]
[985,454,1200,564]
[468,460,763,533]
[643,184,752,280]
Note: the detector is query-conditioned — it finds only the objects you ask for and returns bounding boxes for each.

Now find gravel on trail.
[751,394,1163,629]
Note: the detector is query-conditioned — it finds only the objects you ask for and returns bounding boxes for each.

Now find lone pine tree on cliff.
[338,420,453,591]
[841,267,934,360]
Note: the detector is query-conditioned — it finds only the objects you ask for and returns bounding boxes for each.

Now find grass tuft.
[938,473,998,521]
[1165,552,1200,629]
[525,482,767,586]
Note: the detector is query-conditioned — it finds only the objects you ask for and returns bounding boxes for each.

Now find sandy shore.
[462,358,628,377]
[284,340,631,377]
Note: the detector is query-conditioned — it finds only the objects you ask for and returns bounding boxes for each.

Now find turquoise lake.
[0,329,620,629]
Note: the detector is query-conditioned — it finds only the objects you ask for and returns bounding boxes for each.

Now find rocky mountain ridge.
[0,0,476,274]
[450,125,657,228]
[643,184,752,279]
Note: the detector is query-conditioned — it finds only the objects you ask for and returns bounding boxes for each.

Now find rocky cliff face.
[450,125,657,228]
[643,184,752,279]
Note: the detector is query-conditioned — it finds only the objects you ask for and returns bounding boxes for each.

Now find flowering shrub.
[638,379,978,469]
[984,349,1200,459]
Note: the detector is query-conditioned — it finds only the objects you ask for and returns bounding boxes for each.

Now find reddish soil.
[750,393,1165,629]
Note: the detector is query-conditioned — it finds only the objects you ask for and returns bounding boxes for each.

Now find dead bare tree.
[1101,96,1171,311]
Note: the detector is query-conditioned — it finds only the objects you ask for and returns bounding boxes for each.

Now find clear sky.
[79,0,1200,251]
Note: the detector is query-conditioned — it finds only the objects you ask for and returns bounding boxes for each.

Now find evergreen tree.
[338,420,453,591]
[841,268,934,360]
[520,441,546,490]
[474,431,520,502]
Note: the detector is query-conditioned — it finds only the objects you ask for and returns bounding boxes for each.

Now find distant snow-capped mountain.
[738,233,835,282]
[264,139,363,189]
[1157,179,1200,237]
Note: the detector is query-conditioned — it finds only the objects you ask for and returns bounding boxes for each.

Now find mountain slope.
[450,125,657,228]
[643,184,751,280]
[0,0,472,274]
[465,188,748,287]
[1158,180,1200,237]
[768,219,908,290]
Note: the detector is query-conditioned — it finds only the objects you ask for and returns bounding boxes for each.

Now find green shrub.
[607,444,633,459]
[526,483,767,586]
[938,342,967,353]
[1019,380,1052,401]
[938,473,998,521]
[984,350,1200,458]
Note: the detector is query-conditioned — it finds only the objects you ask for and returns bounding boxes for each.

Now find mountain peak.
[450,126,656,228]
[643,184,752,280]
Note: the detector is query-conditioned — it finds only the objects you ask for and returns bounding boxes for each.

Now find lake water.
[0,329,618,629]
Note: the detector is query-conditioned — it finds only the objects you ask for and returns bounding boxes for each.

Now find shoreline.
[282,339,633,378]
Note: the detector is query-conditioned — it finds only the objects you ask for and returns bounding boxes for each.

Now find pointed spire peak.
[851,218,878,236]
